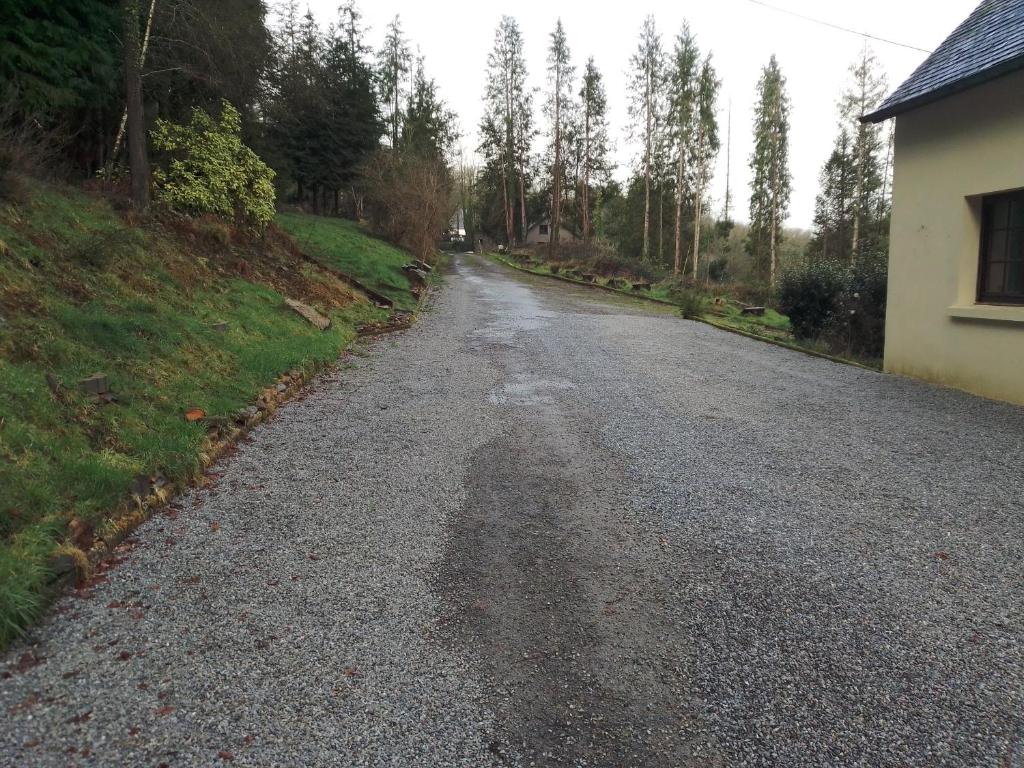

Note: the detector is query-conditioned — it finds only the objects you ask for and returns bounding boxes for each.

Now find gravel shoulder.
[2,254,1023,767]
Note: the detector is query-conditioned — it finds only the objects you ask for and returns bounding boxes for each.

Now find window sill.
[948,304,1024,323]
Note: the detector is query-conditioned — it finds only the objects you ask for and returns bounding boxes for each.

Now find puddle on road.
[488,373,578,406]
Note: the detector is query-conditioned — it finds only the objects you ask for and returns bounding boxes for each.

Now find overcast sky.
[303,0,978,229]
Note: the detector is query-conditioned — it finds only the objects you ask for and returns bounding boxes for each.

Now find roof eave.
[862,55,1024,123]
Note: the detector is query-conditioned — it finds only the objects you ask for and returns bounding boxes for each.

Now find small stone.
[211,321,229,333]
[78,373,109,395]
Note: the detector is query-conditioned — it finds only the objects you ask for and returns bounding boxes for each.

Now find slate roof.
[864,0,1024,122]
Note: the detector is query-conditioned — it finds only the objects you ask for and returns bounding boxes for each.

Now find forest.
[463,14,895,359]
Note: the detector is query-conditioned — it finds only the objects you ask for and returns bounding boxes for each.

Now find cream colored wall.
[886,69,1024,405]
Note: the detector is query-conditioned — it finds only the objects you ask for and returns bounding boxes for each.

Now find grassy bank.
[0,184,410,647]
[276,213,418,311]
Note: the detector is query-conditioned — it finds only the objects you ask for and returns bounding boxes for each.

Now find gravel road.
[2,253,1023,767]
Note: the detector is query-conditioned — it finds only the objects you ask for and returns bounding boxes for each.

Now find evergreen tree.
[667,24,699,276]
[809,130,855,261]
[578,57,612,255]
[690,54,721,278]
[377,15,411,149]
[747,55,791,286]
[841,47,888,260]
[809,48,889,262]
[628,16,664,262]
[545,19,574,258]
[480,16,533,245]
[402,56,458,160]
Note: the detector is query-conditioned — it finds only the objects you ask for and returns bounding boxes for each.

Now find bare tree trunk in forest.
[692,135,704,279]
[769,160,779,287]
[582,108,591,256]
[549,105,562,259]
[517,168,527,245]
[122,0,149,211]
[673,150,684,275]
[111,0,156,164]
[642,70,652,261]
[657,189,664,266]
[500,161,513,246]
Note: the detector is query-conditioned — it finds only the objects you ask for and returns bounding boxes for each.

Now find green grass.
[0,183,397,648]
[276,213,417,310]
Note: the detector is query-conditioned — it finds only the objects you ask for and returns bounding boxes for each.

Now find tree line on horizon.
[466,14,895,288]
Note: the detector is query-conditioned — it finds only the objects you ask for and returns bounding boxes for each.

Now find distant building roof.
[864,0,1024,123]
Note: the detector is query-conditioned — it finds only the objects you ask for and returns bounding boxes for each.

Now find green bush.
[151,101,276,229]
[826,254,888,359]
[777,259,845,340]
[676,289,709,320]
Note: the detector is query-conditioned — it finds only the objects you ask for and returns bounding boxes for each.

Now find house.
[524,220,576,246]
[864,0,1024,405]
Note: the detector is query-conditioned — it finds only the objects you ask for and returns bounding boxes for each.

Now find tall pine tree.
[545,20,574,258]
[578,57,611,256]
[628,16,664,262]
[747,55,791,286]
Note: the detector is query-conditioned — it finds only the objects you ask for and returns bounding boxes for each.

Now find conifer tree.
[691,54,720,278]
[378,15,411,150]
[841,47,887,260]
[747,55,791,286]
[545,19,573,258]
[578,57,611,255]
[628,16,664,262]
[667,25,698,275]
[481,17,532,245]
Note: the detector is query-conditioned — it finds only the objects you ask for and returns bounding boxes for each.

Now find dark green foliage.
[826,254,888,359]
[0,1,120,114]
[708,258,728,282]
[675,289,708,319]
[145,0,273,135]
[264,7,382,211]
[777,259,845,340]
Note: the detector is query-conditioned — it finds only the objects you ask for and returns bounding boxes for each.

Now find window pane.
[990,198,1011,228]
[1007,262,1023,296]
[988,228,1008,261]
[1010,228,1024,260]
[985,261,1006,295]
[1011,199,1024,228]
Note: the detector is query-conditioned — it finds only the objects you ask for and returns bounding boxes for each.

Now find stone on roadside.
[285,299,331,331]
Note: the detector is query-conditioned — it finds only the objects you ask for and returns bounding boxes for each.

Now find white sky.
[303,0,978,229]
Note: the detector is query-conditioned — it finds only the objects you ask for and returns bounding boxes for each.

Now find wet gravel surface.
[2,254,1023,767]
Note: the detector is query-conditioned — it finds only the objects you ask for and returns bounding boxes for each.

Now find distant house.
[864,0,1024,405]
[524,220,576,246]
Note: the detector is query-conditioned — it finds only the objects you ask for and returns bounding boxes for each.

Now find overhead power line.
[746,0,934,54]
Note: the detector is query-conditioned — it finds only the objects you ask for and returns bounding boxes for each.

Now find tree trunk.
[517,167,527,245]
[582,108,591,257]
[692,135,704,279]
[122,0,149,211]
[111,0,156,165]
[499,161,513,246]
[549,64,563,260]
[642,71,652,261]
[673,149,684,275]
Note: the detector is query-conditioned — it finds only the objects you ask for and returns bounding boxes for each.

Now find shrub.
[361,148,453,262]
[776,259,845,340]
[676,289,709,320]
[151,101,275,229]
[708,258,729,283]
[826,254,888,359]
